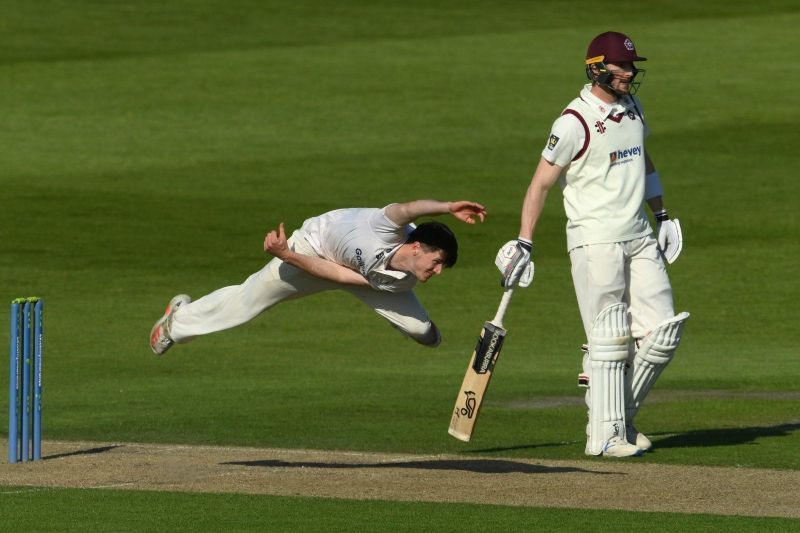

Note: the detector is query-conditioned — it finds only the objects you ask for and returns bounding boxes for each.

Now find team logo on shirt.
[595,121,606,134]
[547,134,560,150]
[374,248,393,262]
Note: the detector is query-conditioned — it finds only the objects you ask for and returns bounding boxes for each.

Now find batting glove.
[655,210,683,264]
[495,238,534,288]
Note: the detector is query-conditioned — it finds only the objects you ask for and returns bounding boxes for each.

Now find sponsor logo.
[613,422,620,437]
[609,144,642,166]
[547,134,560,150]
[459,391,477,418]
[354,248,365,271]
[595,120,606,134]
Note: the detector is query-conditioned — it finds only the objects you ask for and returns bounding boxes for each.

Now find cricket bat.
[448,288,514,442]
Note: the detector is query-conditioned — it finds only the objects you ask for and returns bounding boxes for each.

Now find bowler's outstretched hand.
[264,222,289,259]
[448,201,487,224]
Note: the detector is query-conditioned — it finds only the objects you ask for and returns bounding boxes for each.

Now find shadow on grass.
[653,422,800,449]
[44,445,122,460]
[469,422,800,455]
[222,458,613,475]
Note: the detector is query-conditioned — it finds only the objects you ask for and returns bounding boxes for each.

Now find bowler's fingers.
[263,223,284,252]
[450,201,486,224]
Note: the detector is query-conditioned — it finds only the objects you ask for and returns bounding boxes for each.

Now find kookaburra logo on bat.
[457,391,477,419]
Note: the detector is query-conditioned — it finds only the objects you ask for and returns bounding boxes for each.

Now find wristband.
[654,209,669,222]
[517,237,533,252]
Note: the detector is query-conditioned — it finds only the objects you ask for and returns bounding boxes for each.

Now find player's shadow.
[44,444,122,460]
[650,422,800,449]
[469,422,800,454]
[222,458,613,475]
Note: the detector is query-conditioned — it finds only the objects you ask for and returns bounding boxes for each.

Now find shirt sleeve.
[370,206,407,245]
[541,113,585,167]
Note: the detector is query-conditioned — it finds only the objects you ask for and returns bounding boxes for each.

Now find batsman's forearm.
[647,196,664,213]
[518,157,561,241]
[518,184,548,241]
[280,251,369,286]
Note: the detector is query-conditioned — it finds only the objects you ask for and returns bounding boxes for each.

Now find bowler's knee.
[403,321,441,347]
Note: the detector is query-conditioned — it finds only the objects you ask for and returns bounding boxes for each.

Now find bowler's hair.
[407,221,458,267]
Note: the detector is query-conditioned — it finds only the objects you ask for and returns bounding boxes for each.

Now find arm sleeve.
[371,206,409,244]
[541,113,585,167]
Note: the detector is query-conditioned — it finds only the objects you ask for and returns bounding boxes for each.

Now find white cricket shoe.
[600,436,643,458]
[149,294,191,355]
[626,424,653,451]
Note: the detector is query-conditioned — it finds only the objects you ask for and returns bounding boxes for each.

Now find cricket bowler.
[150,199,486,355]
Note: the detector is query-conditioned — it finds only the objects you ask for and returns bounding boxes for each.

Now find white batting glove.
[655,210,682,264]
[495,238,534,288]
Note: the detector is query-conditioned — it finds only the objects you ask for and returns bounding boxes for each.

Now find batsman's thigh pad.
[626,312,690,420]
[586,303,631,455]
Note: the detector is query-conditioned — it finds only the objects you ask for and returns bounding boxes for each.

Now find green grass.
[2,0,799,529]
[2,487,797,533]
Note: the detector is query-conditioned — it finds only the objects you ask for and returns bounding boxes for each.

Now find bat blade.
[448,321,507,442]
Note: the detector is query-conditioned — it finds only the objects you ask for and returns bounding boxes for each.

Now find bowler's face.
[413,248,447,282]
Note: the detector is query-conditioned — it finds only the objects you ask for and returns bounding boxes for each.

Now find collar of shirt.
[579,84,633,120]
[370,245,411,280]
[371,266,409,280]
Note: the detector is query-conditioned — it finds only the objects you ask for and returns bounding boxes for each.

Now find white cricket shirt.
[542,84,652,251]
[296,205,416,292]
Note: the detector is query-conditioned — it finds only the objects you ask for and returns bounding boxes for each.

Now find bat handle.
[491,288,514,328]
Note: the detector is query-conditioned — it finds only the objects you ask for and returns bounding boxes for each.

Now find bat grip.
[490,288,514,328]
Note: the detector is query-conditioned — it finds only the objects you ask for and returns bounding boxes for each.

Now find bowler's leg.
[346,288,440,347]
[168,234,337,345]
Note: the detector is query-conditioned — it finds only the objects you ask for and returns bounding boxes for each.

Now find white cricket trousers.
[169,234,439,346]
[570,235,674,341]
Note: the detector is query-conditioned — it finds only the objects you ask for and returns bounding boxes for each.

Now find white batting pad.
[625,312,690,421]
[586,303,631,455]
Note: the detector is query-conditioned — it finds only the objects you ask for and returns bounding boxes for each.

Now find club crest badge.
[547,134,560,150]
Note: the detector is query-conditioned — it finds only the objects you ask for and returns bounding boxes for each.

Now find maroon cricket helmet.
[586,31,646,64]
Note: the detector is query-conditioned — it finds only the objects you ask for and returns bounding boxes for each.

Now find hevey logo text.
[609,145,642,166]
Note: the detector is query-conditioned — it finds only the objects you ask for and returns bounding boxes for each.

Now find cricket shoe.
[626,424,653,452]
[600,436,643,458]
[149,294,191,355]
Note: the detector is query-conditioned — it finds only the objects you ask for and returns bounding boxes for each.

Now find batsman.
[497,31,689,457]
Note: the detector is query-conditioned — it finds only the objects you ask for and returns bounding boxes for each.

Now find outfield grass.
[2,487,797,533]
[2,0,799,529]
